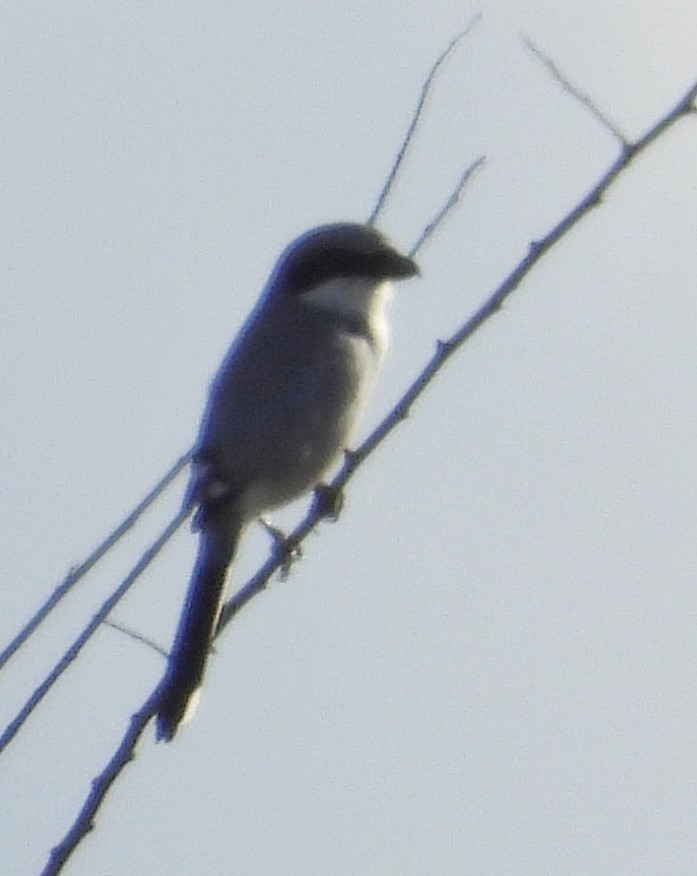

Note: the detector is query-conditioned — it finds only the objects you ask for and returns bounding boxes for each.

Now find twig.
[41,686,161,876]
[408,156,485,258]
[523,37,628,144]
[0,452,191,673]
[367,13,482,226]
[0,508,190,757]
[103,620,169,659]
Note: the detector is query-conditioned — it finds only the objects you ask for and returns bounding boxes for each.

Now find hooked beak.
[388,250,420,279]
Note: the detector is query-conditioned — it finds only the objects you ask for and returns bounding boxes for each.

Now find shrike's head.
[267,223,419,344]
[274,223,419,294]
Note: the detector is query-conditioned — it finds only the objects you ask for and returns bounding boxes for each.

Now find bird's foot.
[259,515,287,544]
[259,516,302,578]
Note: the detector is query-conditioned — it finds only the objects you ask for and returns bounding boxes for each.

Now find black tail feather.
[156,525,239,740]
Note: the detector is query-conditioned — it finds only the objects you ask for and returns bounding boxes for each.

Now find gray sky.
[2,2,697,874]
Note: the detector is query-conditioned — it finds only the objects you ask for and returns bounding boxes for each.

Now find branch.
[0,508,189,757]
[367,13,482,225]
[523,37,628,144]
[408,156,485,258]
[0,452,191,674]
[41,686,160,876]
[103,620,169,659]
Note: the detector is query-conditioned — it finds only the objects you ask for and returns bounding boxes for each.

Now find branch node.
[623,140,639,159]
[394,402,411,423]
[312,483,345,521]
[274,537,302,580]
[340,448,361,475]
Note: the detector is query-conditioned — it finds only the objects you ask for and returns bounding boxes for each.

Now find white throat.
[302,276,393,354]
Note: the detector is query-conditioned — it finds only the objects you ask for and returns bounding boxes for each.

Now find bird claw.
[259,516,302,578]
[259,515,287,544]
[276,537,302,579]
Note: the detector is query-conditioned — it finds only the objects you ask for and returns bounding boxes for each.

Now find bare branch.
[523,37,628,144]
[367,13,482,226]
[41,686,160,876]
[0,451,191,673]
[0,508,189,757]
[408,156,485,258]
[103,620,169,659]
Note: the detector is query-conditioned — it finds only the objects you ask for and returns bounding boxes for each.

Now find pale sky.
[2,2,697,874]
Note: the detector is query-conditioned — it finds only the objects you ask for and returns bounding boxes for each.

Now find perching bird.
[156,223,419,740]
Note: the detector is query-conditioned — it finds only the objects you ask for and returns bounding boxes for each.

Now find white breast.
[302,277,393,364]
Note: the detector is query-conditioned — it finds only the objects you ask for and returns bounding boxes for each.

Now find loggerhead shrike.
[156,223,419,740]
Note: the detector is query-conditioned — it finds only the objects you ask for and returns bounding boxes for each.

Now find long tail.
[156,522,240,740]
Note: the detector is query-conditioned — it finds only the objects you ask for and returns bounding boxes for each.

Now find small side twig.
[523,37,628,144]
[103,620,169,659]
[408,156,485,257]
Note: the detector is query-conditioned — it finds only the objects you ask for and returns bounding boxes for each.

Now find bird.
[155,222,419,740]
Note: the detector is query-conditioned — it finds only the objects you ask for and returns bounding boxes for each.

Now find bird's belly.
[239,391,360,513]
[240,339,375,513]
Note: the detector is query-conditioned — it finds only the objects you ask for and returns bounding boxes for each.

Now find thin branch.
[41,72,697,876]
[367,13,482,226]
[41,686,160,876]
[523,37,628,144]
[0,451,191,673]
[408,156,485,258]
[103,620,169,659]
[0,508,189,757]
